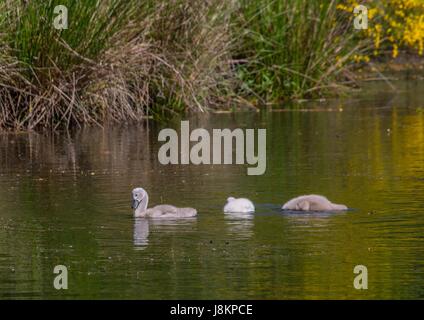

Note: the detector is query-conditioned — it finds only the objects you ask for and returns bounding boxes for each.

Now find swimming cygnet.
[132,187,197,218]
[223,197,255,213]
[282,194,347,211]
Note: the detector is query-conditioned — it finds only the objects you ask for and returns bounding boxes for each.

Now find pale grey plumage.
[223,197,255,213]
[282,194,347,211]
[132,187,197,218]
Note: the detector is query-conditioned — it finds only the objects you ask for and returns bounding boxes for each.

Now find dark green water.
[0,81,423,299]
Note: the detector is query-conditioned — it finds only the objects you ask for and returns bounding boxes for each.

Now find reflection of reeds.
[0,125,153,174]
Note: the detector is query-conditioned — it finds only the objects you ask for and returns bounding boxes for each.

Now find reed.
[0,0,235,130]
[235,0,366,101]
[0,0,408,130]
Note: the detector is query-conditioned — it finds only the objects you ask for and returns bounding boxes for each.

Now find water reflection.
[0,81,424,298]
[282,211,346,232]
[133,217,198,249]
[133,218,149,249]
[224,212,254,239]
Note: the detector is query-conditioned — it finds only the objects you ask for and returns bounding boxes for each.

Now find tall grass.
[0,0,234,130]
[0,0,374,130]
[236,0,365,101]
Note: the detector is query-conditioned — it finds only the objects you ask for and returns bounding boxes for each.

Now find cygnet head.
[132,187,147,210]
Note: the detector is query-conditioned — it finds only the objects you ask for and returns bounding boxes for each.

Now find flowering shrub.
[338,0,424,58]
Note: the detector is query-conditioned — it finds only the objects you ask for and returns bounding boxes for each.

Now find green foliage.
[0,0,234,130]
[235,0,361,100]
[0,0,374,130]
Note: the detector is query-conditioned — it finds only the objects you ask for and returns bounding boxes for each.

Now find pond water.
[0,81,423,299]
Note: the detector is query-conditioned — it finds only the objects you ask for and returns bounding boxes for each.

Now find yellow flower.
[393,44,399,58]
[337,0,424,59]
